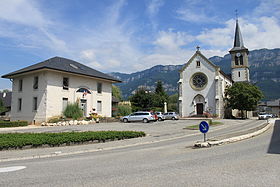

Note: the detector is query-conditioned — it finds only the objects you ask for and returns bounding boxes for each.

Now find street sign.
[199,121,209,133]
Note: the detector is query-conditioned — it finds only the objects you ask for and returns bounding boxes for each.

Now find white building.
[179,19,249,118]
[2,57,121,123]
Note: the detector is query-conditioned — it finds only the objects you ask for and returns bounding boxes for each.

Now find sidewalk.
[0,119,271,163]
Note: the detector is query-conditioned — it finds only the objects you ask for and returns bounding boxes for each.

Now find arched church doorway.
[196,103,203,115]
[193,94,205,115]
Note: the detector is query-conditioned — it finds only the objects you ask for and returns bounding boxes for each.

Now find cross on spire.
[235,9,238,22]
[196,46,200,51]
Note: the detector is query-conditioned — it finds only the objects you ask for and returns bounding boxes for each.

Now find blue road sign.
[199,121,209,133]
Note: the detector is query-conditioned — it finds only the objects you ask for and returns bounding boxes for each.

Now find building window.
[33,97,38,111]
[196,60,200,67]
[97,101,102,113]
[240,55,244,65]
[62,98,68,112]
[18,98,22,111]
[33,76,38,90]
[235,56,239,65]
[97,83,102,94]
[76,88,91,94]
[19,79,23,92]
[238,72,241,77]
[63,77,69,90]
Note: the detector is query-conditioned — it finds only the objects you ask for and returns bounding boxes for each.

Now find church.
[178,19,250,118]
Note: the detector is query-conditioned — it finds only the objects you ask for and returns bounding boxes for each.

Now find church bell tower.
[229,19,250,82]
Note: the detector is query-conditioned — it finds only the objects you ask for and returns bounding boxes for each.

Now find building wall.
[45,71,112,121]
[180,55,217,117]
[231,68,250,82]
[10,70,112,123]
[216,74,232,118]
[10,71,47,123]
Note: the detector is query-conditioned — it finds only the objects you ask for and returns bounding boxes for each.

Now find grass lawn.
[0,131,145,150]
[184,121,223,130]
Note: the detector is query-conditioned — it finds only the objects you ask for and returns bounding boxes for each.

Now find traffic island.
[194,122,272,148]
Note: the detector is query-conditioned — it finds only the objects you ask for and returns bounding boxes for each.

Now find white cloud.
[0,0,68,54]
[176,0,218,23]
[196,17,280,51]
[154,30,194,51]
[147,0,164,16]
[0,0,49,28]
[196,19,235,49]
[254,0,280,18]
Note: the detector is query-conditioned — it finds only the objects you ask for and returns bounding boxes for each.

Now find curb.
[194,121,272,148]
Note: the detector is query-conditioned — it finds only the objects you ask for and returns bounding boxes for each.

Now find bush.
[117,105,132,116]
[0,131,146,150]
[63,102,83,120]
[48,116,62,123]
[0,121,28,128]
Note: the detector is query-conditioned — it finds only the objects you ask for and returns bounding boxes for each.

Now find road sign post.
[199,121,209,142]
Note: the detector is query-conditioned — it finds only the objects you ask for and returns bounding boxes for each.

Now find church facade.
[178,20,249,118]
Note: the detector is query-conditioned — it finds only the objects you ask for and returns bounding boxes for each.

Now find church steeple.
[233,20,244,48]
[230,19,247,52]
[229,16,250,82]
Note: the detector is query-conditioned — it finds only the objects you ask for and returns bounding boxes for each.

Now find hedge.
[0,131,146,150]
[0,121,28,128]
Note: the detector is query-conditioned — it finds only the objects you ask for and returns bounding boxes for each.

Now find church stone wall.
[180,54,217,117]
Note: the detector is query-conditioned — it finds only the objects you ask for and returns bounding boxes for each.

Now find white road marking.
[0,166,26,173]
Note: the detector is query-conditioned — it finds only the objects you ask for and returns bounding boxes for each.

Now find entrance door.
[196,103,203,115]
[80,99,87,116]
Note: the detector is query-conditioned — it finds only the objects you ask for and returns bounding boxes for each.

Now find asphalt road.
[0,120,279,186]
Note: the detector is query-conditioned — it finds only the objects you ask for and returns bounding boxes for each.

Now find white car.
[163,112,179,120]
[121,111,156,123]
[258,112,272,120]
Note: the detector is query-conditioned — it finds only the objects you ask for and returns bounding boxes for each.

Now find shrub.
[117,105,132,116]
[0,121,28,128]
[63,102,83,120]
[0,131,146,150]
[48,116,62,123]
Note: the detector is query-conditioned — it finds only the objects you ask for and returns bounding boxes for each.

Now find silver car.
[163,112,179,120]
[121,111,156,123]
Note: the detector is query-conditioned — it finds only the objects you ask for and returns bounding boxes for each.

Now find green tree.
[1,89,10,93]
[167,94,178,112]
[112,85,122,101]
[117,105,132,116]
[153,81,168,108]
[130,88,153,111]
[225,82,263,119]
[0,98,7,114]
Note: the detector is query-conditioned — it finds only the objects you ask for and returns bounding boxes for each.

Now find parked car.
[155,112,165,121]
[258,112,273,120]
[121,111,156,123]
[163,112,179,120]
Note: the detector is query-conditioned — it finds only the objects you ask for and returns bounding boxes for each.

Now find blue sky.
[0,0,280,90]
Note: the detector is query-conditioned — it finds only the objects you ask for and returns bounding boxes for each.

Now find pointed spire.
[233,19,244,48]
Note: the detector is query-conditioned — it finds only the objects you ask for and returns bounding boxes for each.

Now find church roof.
[230,20,247,52]
[179,49,232,82]
[2,56,121,83]
[179,50,219,73]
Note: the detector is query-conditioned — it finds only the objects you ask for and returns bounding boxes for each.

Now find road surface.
[0,120,279,186]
